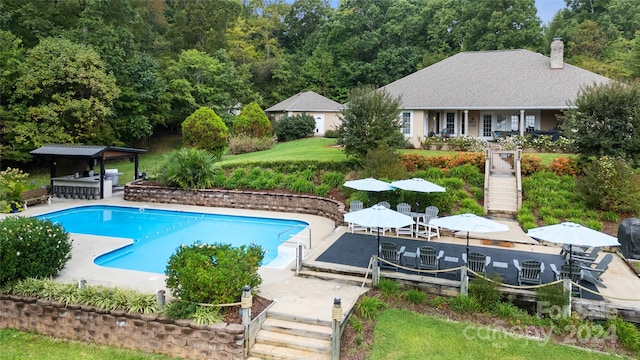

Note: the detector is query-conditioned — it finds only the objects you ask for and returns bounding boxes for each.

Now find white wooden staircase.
[248,312,332,360]
[484,148,522,217]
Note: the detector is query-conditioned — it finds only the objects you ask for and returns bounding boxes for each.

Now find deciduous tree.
[6,37,119,161]
[560,81,640,166]
[337,85,403,162]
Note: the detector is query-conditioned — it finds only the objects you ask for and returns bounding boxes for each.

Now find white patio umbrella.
[344,205,415,257]
[390,178,446,193]
[429,213,509,260]
[390,178,446,211]
[343,177,395,192]
[527,222,620,276]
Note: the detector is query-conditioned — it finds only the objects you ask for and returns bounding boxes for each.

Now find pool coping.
[7,193,339,296]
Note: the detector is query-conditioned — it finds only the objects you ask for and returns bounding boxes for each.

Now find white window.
[400,112,412,135]
[510,115,519,131]
[525,115,535,129]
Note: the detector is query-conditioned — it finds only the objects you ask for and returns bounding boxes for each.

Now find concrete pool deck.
[5,192,640,322]
[5,192,368,322]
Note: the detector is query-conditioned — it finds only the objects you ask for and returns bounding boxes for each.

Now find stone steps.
[248,312,333,360]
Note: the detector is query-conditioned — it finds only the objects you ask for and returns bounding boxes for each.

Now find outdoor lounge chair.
[415,206,440,240]
[462,252,491,276]
[550,263,583,298]
[580,253,613,288]
[563,246,601,264]
[379,242,406,271]
[416,246,444,275]
[377,201,391,209]
[442,254,461,279]
[514,259,544,286]
[395,203,414,237]
[348,200,369,233]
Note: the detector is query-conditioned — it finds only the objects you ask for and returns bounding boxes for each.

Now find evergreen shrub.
[181,107,228,159]
[165,242,264,305]
[0,217,71,285]
[233,102,272,138]
[274,114,315,141]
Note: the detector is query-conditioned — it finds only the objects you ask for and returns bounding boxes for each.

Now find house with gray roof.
[265,91,342,136]
[380,39,612,147]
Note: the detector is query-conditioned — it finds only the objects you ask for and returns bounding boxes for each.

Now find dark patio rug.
[315,232,602,300]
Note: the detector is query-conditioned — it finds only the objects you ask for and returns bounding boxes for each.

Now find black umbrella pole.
[377,227,380,258]
[466,232,470,263]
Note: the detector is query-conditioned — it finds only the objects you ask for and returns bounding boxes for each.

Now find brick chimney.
[550,37,564,70]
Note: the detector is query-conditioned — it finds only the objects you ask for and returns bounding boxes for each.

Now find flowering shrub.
[520,154,544,176]
[0,217,71,285]
[528,135,555,152]
[577,156,640,212]
[165,241,264,305]
[448,135,488,152]
[401,153,485,173]
[0,167,29,213]
[549,157,580,176]
[498,135,526,150]
[554,136,575,153]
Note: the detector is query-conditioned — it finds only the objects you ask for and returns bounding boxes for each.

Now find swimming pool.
[37,205,308,274]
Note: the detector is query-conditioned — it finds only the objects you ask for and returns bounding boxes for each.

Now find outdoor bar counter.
[51,175,112,199]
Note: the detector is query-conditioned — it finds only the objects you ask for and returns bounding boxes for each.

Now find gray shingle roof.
[265,91,341,112]
[30,145,146,158]
[380,49,612,110]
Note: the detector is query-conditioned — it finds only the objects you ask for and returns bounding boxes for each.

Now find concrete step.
[256,330,331,353]
[262,318,332,340]
[250,343,330,360]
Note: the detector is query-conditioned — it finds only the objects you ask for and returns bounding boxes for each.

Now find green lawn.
[25,137,570,187]
[218,137,347,164]
[367,309,622,360]
[0,329,179,360]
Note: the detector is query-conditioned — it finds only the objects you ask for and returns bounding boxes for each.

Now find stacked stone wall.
[124,183,345,225]
[0,295,244,359]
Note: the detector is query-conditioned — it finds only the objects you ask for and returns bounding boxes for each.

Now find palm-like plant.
[160,148,220,190]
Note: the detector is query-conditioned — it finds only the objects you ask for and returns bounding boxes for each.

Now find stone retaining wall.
[124,182,346,225]
[0,295,244,360]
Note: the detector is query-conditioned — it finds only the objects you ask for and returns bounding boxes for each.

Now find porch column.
[464,110,469,136]
[520,109,525,136]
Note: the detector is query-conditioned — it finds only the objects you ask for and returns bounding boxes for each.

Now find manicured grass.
[524,151,578,166]
[368,309,621,360]
[25,136,569,187]
[0,329,179,360]
[218,137,347,164]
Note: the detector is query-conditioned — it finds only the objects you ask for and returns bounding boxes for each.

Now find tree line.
[0,0,638,164]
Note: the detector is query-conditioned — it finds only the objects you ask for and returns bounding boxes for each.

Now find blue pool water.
[37,205,308,274]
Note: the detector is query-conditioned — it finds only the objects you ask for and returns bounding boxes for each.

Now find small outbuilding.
[30,145,147,200]
[265,91,342,136]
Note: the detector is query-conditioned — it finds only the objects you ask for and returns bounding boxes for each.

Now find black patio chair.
[515,259,543,286]
[379,242,406,271]
[416,246,444,276]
